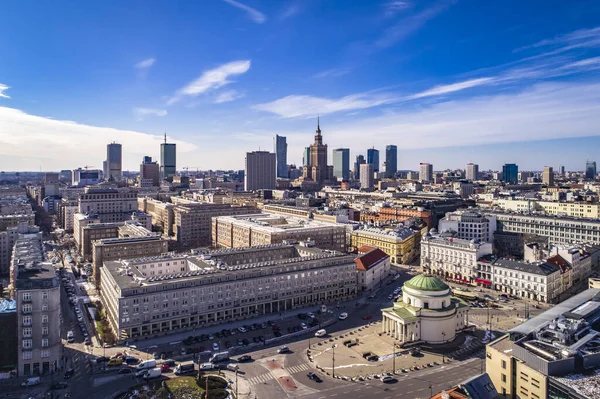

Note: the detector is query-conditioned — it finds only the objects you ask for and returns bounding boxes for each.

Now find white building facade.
[438,211,497,242]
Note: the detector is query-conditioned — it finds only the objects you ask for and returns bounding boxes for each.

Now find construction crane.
[182,167,200,176]
[83,165,95,170]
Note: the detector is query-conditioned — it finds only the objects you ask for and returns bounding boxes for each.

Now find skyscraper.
[354,155,365,180]
[140,156,160,186]
[106,142,122,181]
[419,163,433,183]
[385,145,397,178]
[303,147,310,167]
[274,135,288,178]
[332,148,350,180]
[559,165,566,176]
[542,166,554,186]
[303,118,333,183]
[160,133,176,181]
[586,161,597,180]
[245,151,276,191]
[466,163,479,181]
[360,163,374,190]
[367,148,380,172]
[502,163,519,184]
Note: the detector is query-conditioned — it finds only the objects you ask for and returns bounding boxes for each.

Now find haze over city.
[1,0,600,171]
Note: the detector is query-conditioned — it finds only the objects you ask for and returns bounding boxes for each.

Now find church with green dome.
[381,274,470,344]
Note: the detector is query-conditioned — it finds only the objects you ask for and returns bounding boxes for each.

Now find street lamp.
[331,344,337,378]
[392,339,398,375]
[441,332,446,363]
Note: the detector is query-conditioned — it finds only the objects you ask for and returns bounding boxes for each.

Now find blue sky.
[1,0,600,172]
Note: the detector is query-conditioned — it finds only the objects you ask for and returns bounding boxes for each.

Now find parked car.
[307,372,322,382]
[162,359,176,368]
[278,346,290,354]
[338,312,348,320]
[50,382,68,390]
[238,355,252,363]
[64,369,75,379]
[212,342,220,351]
[380,375,395,383]
[300,323,308,329]
[315,329,327,337]
[95,356,109,363]
[238,327,247,333]
[107,358,123,367]
[125,357,139,365]
[160,364,171,373]
[118,368,133,374]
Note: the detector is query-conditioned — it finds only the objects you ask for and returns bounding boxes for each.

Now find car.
[64,369,75,379]
[388,294,394,300]
[135,369,148,377]
[300,323,308,329]
[50,382,68,390]
[249,324,257,331]
[125,357,139,365]
[242,338,249,345]
[181,348,187,355]
[278,346,290,354]
[363,315,373,320]
[107,358,123,367]
[212,342,219,351]
[306,312,315,318]
[380,375,395,383]
[229,329,237,336]
[338,312,348,320]
[112,352,125,359]
[160,364,171,373]
[237,339,245,346]
[118,368,133,374]
[260,323,267,329]
[238,327,247,333]
[215,332,223,339]
[153,352,159,360]
[274,331,282,337]
[238,355,252,363]
[267,320,275,327]
[163,359,176,367]
[208,334,215,340]
[84,337,91,345]
[253,336,261,343]
[307,372,322,382]
[95,356,109,363]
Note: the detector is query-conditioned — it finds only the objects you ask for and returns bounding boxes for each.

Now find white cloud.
[313,68,352,79]
[376,0,454,48]
[133,108,168,119]
[384,1,412,17]
[168,60,251,105]
[252,93,396,118]
[0,84,11,99]
[222,0,266,24]
[134,58,156,69]
[214,90,245,104]
[279,4,300,20]
[406,77,495,99]
[0,106,197,171]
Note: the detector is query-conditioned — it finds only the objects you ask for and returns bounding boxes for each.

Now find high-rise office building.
[354,155,365,180]
[360,163,374,190]
[385,145,397,178]
[502,163,519,184]
[332,148,350,180]
[274,135,288,178]
[106,142,122,181]
[419,163,433,183]
[367,148,380,173]
[140,156,160,186]
[244,151,276,191]
[558,165,565,176]
[586,161,597,180]
[542,166,554,186]
[466,163,479,181]
[302,147,310,167]
[160,134,176,181]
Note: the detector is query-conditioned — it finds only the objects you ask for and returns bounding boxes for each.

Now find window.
[23,352,32,360]
[42,304,48,311]
[22,304,32,313]
[22,292,32,302]
[41,350,50,358]
[23,339,32,349]
[42,326,48,335]
[23,316,32,325]
[42,315,48,323]
[42,292,48,300]
[502,360,506,369]
[501,374,506,383]
[42,338,48,347]
[23,327,32,337]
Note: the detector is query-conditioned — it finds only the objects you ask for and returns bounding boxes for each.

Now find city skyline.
[1,1,600,171]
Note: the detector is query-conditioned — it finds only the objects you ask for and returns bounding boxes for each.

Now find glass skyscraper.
[586,161,597,180]
[106,142,122,181]
[274,135,288,178]
[385,145,397,178]
[160,134,177,180]
[367,148,380,172]
[502,163,519,184]
[332,148,350,180]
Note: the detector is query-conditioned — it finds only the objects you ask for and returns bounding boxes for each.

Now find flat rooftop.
[215,213,342,233]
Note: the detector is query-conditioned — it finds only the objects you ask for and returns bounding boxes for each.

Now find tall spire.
[164,131,167,144]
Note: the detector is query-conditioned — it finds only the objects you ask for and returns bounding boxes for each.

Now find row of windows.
[22,339,48,348]
[22,292,49,301]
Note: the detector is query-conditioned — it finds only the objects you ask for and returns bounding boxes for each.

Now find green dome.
[403,275,449,292]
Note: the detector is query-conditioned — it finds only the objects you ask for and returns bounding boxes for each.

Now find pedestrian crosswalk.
[248,372,273,385]
[286,363,311,374]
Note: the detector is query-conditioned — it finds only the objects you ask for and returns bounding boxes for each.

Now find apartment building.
[351,225,421,264]
[0,196,36,276]
[494,198,600,218]
[99,243,357,342]
[438,211,497,242]
[354,246,390,291]
[56,200,78,232]
[91,223,169,284]
[78,188,139,223]
[421,232,493,283]
[174,203,259,248]
[486,289,600,399]
[490,210,600,246]
[212,213,347,251]
[9,235,63,377]
[138,197,175,236]
[477,256,561,303]
[360,205,433,227]
[79,222,121,260]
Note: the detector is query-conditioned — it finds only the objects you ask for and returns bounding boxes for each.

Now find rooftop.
[492,258,560,276]
[215,213,342,233]
[354,225,416,240]
[404,274,449,292]
[553,368,600,398]
[354,248,389,271]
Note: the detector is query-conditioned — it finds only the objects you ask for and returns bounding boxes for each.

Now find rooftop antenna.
[164,131,167,144]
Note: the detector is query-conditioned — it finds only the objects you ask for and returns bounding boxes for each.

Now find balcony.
[21,308,32,315]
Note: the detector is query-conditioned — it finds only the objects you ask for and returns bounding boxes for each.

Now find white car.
[238,327,247,333]
[212,343,219,351]
[300,323,308,329]
[338,312,348,320]
[306,312,315,318]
